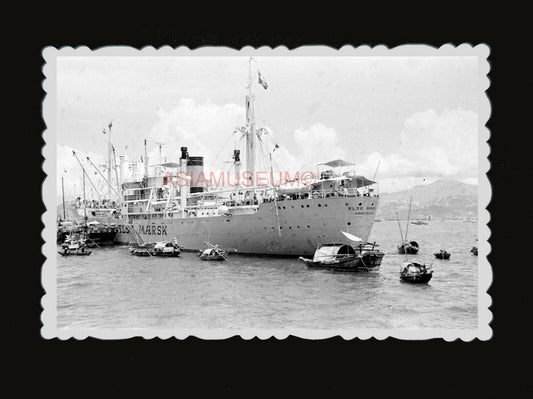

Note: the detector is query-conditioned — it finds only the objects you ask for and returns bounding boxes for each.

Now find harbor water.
[56,220,478,330]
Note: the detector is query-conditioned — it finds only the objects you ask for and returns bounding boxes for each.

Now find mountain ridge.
[377,179,478,220]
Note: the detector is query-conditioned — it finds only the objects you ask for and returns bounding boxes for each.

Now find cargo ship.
[65,58,380,257]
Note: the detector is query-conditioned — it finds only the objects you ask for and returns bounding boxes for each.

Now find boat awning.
[352,175,375,187]
[313,244,356,263]
[312,175,376,188]
[316,159,355,167]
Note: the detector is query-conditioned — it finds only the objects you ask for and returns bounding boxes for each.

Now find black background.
[9,15,532,396]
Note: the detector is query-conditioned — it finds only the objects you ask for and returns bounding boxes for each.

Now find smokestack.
[187,156,204,194]
[180,147,188,218]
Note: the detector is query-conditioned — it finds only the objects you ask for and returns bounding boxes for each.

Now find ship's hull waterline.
[115,195,378,257]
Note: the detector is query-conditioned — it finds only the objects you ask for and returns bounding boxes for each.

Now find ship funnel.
[187,156,204,194]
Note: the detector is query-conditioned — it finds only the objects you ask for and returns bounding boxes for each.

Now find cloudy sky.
[56,55,478,200]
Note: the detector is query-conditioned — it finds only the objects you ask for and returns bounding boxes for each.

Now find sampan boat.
[199,242,227,261]
[58,249,92,256]
[299,243,364,272]
[152,240,182,257]
[398,241,419,255]
[199,248,227,261]
[434,250,450,260]
[400,261,433,284]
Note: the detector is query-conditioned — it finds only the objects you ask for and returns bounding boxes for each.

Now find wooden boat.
[471,239,478,255]
[400,262,433,283]
[342,231,385,269]
[299,243,364,272]
[410,220,428,225]
[299,231,384,272]
[152,239,182,257]
[129,247,154,257]
[434,249,450,259]
[395,210,433,283]
[199,242,227,261]
[59,235,92,256]
[361,247,385,267]
[58,249,92,256]
[298,246,361,271]
[398,241,419,254]
[397,198,419,254]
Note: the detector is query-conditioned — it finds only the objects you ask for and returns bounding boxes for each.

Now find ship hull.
[115,195,378,257]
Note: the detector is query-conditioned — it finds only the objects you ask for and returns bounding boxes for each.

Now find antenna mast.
[107,122,113,199]
[245,57,256,187]
[396,212,408,262]
[144,139,149,178]
[155,142,165,175]
[61,176,66,220]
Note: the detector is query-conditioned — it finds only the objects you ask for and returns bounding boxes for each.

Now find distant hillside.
[378,179,478,220]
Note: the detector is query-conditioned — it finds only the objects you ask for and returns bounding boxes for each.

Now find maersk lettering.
[136,224,167,236]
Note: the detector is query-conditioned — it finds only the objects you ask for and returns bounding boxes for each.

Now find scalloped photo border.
[41,44,491,340]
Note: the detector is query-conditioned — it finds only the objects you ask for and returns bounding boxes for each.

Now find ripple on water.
[56,220,478,330]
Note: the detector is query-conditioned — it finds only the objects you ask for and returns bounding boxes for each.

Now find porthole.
[307,225,310,228]
[289,226,292,229]
[306,204,310,208]
[297,225,300,228]
[318,204,322,207]
[371,203,374,206]
[301,205,304,208]
[283,206,286,209]
[345,203,349,206]
[347,222,352,226]
[359,202,362,206]
[324,204,328,207]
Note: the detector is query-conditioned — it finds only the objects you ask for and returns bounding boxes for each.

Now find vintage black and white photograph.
[41,45,491,339]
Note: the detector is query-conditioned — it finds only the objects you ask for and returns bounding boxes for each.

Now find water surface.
[57,220,478,330]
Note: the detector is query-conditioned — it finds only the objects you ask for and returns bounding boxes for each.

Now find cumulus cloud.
[293,123,347,166]
[147,99,245,173]
[356,109,478,191]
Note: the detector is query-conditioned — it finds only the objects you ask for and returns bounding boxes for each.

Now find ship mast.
[82,168,87,226]
[61,176,66,220]
[405,196,412,242]
[245,57,256,187]
[107,122,113,199]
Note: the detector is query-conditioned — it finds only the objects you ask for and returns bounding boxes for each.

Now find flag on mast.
[258,71,268,89]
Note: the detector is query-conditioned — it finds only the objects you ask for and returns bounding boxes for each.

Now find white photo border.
[41,44,492,340]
